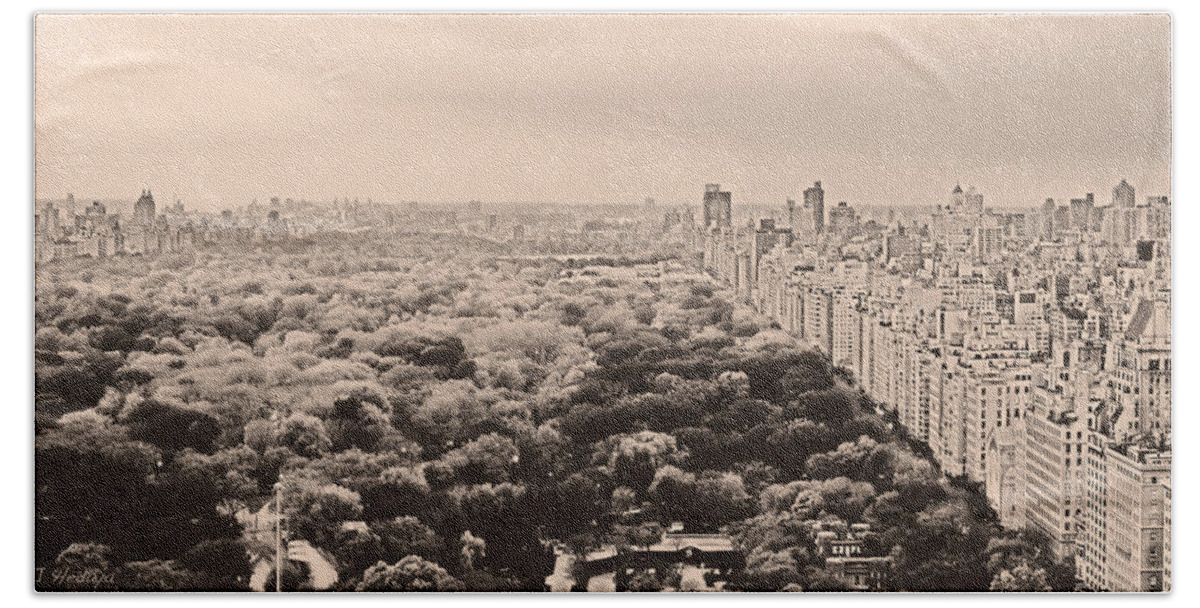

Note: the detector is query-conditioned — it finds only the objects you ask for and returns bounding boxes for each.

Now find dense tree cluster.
[35,246,1072,591]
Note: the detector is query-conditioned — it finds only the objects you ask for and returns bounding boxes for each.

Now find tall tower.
[134,189,156,224]
[965,187,984,215]
[1113,179,1136,208]
[803,181,824,234]
[1042,198,1056,241]
[702,184,732,229]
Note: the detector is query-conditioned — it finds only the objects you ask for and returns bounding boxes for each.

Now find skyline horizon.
[36,174,1171,214]
[36,14,1171,212]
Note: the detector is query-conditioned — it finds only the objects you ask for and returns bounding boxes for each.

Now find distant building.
[828,201,858,234]
[702,184,732,230]
[803,181,825,235]
[1069,193,1095,233]
[569,531,743,592]
[811,521,892,590]
[1113,179,1136,208]
[133,189,156,223]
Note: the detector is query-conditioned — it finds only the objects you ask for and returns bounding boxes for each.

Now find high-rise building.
[1070,194,1095,233]
[703,184,732,229]
[828,201,858,234]
[134,189,156,224]
[804,181,825,235]
[1106,298,1171,440]
[967,189,984,215]
[1080,440,1169,591]
[1024,384,1087,560]
[1113,179,1136,208]
[1042,198,1057,241]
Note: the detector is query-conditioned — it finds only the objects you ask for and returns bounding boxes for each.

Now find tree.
[778,352,835,396]
[788,388,857,425]
[990,561,1052,592]
[373,516,444,565]
[263,559,310,592]
[277,413,333,458]
[360,466,431,521]
[180,539,251,591]
[460,531,486,571]
[788,477,876,523]
[35,349,124,416]
[453,482,554,587]
[123,399,223,456]
[326,386,393,452]
[805,435,897,490]
[601,431,684,495]
[732,547,803,591]
[647,465,696,522]
[440,432,519,485]
[35,417,160,567]
[890,500,992,591]
[758,418,839,478]
[331,524,384,584]
[623,570,664,592]
[284,480,365,549]
[119,559,196,591]
[357,556,464,591]
[616,522,664,551]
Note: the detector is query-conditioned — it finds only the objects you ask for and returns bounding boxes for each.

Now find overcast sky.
[35,13,1171,210]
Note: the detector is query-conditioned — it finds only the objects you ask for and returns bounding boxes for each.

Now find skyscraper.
[134,189,156,224]
[1113,179,1136,208]
[1070,193,1095,233]
[1042,198,1057,241]
[703,184,732,229]
[804,181,825,235]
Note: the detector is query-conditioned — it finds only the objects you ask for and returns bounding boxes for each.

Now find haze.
[35,13,1171,211]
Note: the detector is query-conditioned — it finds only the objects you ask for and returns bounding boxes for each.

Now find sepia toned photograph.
[33,12,1171,593]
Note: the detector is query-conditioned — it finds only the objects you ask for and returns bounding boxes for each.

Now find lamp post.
[274,479,284,593]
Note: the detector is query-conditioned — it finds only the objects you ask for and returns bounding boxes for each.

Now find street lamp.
[273,479,286,593]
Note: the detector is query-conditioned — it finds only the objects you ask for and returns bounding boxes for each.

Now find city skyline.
[33,12,1173,593]
[36,13,1170,211]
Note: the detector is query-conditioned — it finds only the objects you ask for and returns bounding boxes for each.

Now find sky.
[34,13,1172,211]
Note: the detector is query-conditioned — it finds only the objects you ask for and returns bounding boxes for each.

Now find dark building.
[570,532,743,591]
[1113,179,1136,208]
[1070,193,1095,233]
[828,201,858,234]
[702,183,732,230]
[804,181,825,235]
[133,190,156,224]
